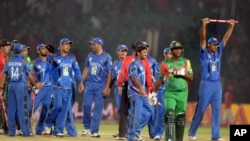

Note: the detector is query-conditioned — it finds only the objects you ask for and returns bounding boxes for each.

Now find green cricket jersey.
[160,57,193,91]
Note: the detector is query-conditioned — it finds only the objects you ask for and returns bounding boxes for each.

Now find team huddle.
[0,18,236,141]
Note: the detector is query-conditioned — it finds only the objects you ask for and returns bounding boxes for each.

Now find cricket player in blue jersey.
[0,43,43,136]
[32,44,53,135]
[127,44,152,141]
[81,37,112,138]
[44,38,84,137]
[188,18,236,141]
[43,43,78,136]
[141,42,158,139]
[116,41,153,141]
[152,47,172,140]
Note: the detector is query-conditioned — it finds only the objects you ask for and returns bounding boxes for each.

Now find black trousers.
[0,100,8,133]
[118,82,130,137]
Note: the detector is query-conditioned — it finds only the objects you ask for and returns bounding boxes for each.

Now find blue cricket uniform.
[65,71,78,136]
[144,55,159,138]
[147,55,158,84]
[152,62,165,138]
[3,54,32,136]
[189,42,224,140]
[111,59,123,114]
[71,71,77,106]
[127,58,152,141]
[82,51,112,134]
[45,52,82,136]
[32,57,52,135]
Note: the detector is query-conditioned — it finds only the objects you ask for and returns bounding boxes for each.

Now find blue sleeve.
[84,53,91,67]
[72,55,83,83]
[44,58,53,83]
[32,60,37,71]
[155,62,160,79]
[200,46,207,61]
[129,63,138,77]
[26,63,33,75]
[3,64,8,74]
[107,55,112,71]
[218,41,225,57]
[152,59,158,78]
[111,61,116,78]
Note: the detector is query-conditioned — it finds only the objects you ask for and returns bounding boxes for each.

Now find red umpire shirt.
[117,54,153,93]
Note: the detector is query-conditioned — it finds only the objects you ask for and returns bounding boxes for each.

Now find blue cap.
[60,38,73,44]
[36,44,48,51]
[163,48,170,54]
[89,37,104,45]
[117,44,128,51]
[13,43,25,52]
[208,37,219,45]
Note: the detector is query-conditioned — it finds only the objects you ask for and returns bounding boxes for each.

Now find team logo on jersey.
[63,67,69,76]
[89,57,92,62]
[139,66,143,71]
[91,65,97,75]
[36,65,41,70]
[56,59,61,64]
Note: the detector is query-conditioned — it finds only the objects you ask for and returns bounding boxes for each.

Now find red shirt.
[117,54,153,92]
[0,52,9,78]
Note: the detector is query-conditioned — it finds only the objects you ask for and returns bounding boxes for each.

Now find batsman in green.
[153,41,193,141]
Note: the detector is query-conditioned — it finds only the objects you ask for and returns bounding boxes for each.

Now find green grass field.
[0,123,230,141]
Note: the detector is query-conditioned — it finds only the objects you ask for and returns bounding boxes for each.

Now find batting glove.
[32,87,39,95]
[148,92,158,105]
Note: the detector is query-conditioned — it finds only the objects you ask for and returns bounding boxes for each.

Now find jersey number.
[11,67,20,78]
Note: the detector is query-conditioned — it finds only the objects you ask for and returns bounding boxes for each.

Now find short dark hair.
[131,41,142,50]
[0,39,11,47]
[47,44,55,54]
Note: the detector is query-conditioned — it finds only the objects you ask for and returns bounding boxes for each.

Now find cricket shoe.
[154,135,161,140]
[16,130,23,136]
[44,127,52,135]
[115,136,126,140]
[212,138,225,141]
[20,132,34,136]
[53,132,64,137]
[113,133,118,137]
[40,131,46,135]
[91,133,101,138]
[81,129,90,135]
[39,130,52,135]
[134,133,144,141]
[0,129,4,134]
[189,136,197,141]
